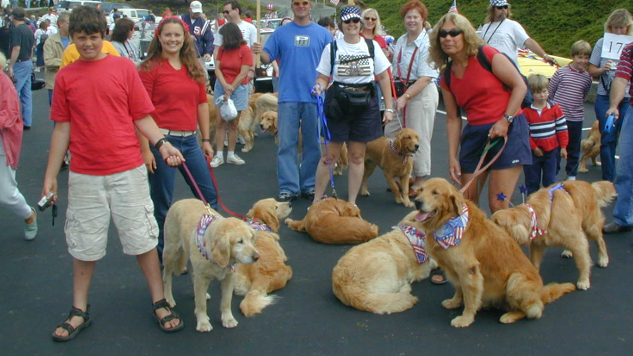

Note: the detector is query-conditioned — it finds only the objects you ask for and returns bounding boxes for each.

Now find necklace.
[482,18,505,43]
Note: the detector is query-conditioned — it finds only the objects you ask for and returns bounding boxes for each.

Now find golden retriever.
[361,128,419,207]
[332,211,438,314]
[162,199,259,332]
[237,106,255,152]
[579,120,601,173]
[285,197,379,244]
[234,198,293,317]
[491,180,616,290]
[412,178,575,327]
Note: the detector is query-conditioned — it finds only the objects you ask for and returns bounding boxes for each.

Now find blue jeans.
[594,94,629,181]
[564,120,583,177]
[613,107,633,226]
[277,102,320,195]
[13,60,33,128]
[148,134,218,255]
[524,148,559,195]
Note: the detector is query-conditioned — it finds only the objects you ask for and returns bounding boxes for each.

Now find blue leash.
[314,92,338,199]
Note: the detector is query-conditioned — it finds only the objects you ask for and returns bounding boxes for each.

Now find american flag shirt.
[433,204,469,249]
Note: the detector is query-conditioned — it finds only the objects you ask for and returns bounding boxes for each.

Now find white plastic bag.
[218,97,238,121]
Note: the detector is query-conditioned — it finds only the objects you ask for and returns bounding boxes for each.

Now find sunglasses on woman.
[293,1,310,6]
[364,17,376,21]
[343,18,361,24]
[438,29,463,38]
[496,5,508,9]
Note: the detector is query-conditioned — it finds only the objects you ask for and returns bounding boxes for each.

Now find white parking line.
[436,109,594,130]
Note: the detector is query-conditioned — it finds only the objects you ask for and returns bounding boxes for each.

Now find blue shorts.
[459,114,532,174]
[324,95,383,143]
[214,81,249,111]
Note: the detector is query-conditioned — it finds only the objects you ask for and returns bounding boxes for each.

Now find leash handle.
[459,136,507,194]
[203,155,247,221]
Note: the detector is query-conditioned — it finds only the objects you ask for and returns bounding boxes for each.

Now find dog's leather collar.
[433,204,469,249]
[196,214,236,272]
[248,218,272,232]
[394,224,428,264]
[389,139,413,165]
[524,204,547,239]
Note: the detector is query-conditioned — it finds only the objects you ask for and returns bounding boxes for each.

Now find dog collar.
[389,139,413,165]
[394,224,428,264]
[548,183,569,200]
[196,214,235,272]
[433,204,469,249]
[525,204,547,239]
[248,218,272,232]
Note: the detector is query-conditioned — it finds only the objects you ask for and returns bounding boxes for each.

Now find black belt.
[18,58,30,62]
[394,78,417,86]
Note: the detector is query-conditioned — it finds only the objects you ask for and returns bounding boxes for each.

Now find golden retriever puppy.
[285,198,379,244]
[234,198,293,317]
[237,106,255,152]
[332,211,438,314]
[579,120,601,173]
[412,178,575,327]
[162,199,260,332]
[491,180,616,290]
[361,128,419,207]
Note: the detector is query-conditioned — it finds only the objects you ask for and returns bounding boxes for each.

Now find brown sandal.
[52,305,92,342]
[152,299,184,333]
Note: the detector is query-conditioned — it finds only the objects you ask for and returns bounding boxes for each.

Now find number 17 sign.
[602,33,633,60]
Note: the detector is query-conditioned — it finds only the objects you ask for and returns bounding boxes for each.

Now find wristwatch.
[385,109,395,113]
[503,114,514,123]
[155,137,168,150]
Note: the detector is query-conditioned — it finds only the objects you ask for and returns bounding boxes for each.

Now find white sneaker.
[227,154,245,165]
[210,155,224,168]
[24,207,37,241]
[237,135,246,145]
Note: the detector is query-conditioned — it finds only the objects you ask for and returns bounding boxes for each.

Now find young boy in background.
[42,6,185,342]
[548,40,593,180]
[524,74,569,195]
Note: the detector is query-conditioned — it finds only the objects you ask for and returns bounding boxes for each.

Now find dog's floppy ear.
[449,193,464,216]
[393,131,403,153]
[261,208,280,232]
[211,233,231,268]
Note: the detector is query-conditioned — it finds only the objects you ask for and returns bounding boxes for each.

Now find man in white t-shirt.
[479,0,558,66]
[213,1,257,80]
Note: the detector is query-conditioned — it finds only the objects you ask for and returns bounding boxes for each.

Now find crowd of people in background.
[1,0,633,342]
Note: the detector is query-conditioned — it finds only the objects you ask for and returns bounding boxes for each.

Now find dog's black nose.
[252,254,260,261]
[414,199,422,210]
[414,144,420,150]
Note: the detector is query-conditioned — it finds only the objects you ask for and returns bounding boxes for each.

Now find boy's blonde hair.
[527,74,549,93]
[570,40,591,57]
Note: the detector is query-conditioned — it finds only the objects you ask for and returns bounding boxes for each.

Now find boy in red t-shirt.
[524,74,569,195]
[42,6,186,342]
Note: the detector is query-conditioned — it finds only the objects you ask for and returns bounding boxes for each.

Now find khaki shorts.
[65,165,159,261]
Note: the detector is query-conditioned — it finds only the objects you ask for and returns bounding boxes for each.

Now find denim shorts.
[324,95,383,143]
[214,81,249,111]
[459,114,532,174]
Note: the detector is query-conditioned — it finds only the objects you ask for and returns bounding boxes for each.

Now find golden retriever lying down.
[332,211,438,314]
[412,178,575,327]
[579,120,601,173]
[285,198,379,244]
[361,128,419,207]
[162,199,259,332]
[234,198,293,317]
[491,180,616,290]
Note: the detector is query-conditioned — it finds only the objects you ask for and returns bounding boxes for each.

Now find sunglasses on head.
[438,29,463,38]
[343,17,361,24]
[496,5,508,9]
[293,1,310,6]
[364,17,376,21]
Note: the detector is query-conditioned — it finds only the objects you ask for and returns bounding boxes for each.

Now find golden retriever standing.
[237,106,255,152]
[361,128,419,207]
[491,180,616,290]
[579,120,601,173]
[332,211,438,314]
[162,199,260,332]
[285,198,379,244]
[234,199,293,317]
[412,178,575,327]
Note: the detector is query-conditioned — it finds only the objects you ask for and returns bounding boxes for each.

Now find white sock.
[215,151,223,157]
[567,176,576,181]
[228,151,235,157]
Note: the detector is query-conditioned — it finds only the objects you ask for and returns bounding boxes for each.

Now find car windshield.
[259,19,281,30]
[136,10,149,18]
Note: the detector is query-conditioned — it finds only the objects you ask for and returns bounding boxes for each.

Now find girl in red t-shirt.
[210,21,253,167]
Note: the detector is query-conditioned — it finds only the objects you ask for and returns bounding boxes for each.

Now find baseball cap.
[190,1,203,14]
[490,0,510,6]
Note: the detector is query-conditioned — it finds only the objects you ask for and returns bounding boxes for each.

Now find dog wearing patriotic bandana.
[491,180,616,290]
[332,211,437,314]
[233,198,293,317]
[412,178,576,327]
[162,199,259,332]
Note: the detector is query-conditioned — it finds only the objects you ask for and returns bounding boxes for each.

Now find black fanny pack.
[393,79,416,97]
[325,82,375,120]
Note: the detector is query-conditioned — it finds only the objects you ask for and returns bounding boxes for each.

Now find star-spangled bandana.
[548,183,569,200]
[433,204,469,249]
[524,204,547,239]
[394,224,428,264]
[196,214,235,272]
[389,139,412,165]
[248,219,272,232]
[340,6,362,22]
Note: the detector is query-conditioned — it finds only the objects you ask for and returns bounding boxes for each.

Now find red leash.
[458,136,508,194]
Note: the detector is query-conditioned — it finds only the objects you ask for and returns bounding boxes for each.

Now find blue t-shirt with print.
[264,21,332,103]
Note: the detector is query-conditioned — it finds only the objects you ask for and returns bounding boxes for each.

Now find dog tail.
[541,282,576,304]
[591,181,617,208]
[240,290,279,317]
[285,218,306,232]
[333,282,418,315]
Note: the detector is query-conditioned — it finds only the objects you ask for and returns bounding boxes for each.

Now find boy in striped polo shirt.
[548,40,593,180]
[524,74,569,195]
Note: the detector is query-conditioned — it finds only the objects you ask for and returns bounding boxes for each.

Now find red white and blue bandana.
[196,214,235,272]
[340,6,362,22]
[389,139,413,166]
[248,219,272,232]
[394,224,428,264]
[433,204,469,249]
[524,204,547,240]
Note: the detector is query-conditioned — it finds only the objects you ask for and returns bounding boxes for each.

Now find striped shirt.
[615,42,633,102]
[548,65,593,122]
[524,102,569,151]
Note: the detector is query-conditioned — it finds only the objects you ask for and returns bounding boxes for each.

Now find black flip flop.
[52,305,92,342]
[431,268,448,285]
[153,299,184,333]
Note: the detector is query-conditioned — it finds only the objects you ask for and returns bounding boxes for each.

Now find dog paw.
[241,147,252,153]
[561,250,573,258]
[450,315,474,328]
[597,256,609,268]
[222,315,238,328]
[166,297,176,308]
[361,191,370,197]
[576,280,590,290]
[578,167,588,173]
[403,200,414,208]
[442,298,463,309]
[196,318,213,332]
